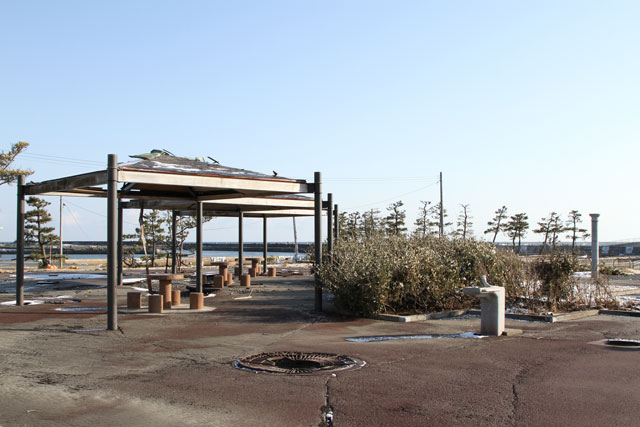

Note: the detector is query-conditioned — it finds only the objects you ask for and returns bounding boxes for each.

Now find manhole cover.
[235,351,365,375]
[604,339,640,348]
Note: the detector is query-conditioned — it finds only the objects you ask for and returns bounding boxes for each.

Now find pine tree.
[24,197,59,266]
[428,202,452,236]
[127,210,169,267]
[385,201,407,235]
[484,206,508,244]
[565,210,589,253]
[548,213,565,249]
[0,141,33,185]
[533,212,559,254]
[414,200,431,238]
[361,208,381,237]
[343,212,362,238]
[505,213,529,254]
[455,204,473,239]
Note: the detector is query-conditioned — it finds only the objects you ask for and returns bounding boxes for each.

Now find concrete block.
[190,292,204,310]
[249,267,257,278]
[127,292,142,309]
[268,267,277,277]
[148,294,163,313]
[226,272,233,285]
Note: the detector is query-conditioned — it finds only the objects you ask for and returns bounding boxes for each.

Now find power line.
[64,205,91,240]
[345,180,440,210]
[64,200,139,227]
[324,175,439,183]
[20,152,104,167]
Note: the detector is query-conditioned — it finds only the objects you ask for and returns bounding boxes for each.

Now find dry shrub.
[505,251,618,312]
[316,235,523,316]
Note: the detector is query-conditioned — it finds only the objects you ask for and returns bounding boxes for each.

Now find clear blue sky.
[1,1,638,243]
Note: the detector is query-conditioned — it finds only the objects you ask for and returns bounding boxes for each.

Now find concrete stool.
[219,266,228,278]
[148,294,163,313]
[267,267,277,277]
[160,282,172,309]
[248,267,257,278]
[462,276,505,336]
[226,272,233,285]
[213,274,225,288]
[127,292,142,309]
[171,290,181,306]
[241,274,251,287]
[190,292,204,310]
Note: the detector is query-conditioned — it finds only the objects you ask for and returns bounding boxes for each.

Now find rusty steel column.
[196,201,203,293]
[16,175,25,306]
[107,154,118,330]
[314,172,322,311]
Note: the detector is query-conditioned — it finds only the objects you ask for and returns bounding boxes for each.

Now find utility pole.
[59,196,64,269]
[439,171,444,237]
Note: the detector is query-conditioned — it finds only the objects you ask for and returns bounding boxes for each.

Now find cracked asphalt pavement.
[0,275,639,426]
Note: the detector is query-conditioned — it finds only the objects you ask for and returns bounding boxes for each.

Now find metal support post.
[171,210,177,274]
[16,175,25,306]
[117,199,123,286]
[107,154,118,330]
[314,171,322,311]
[327,193,333,255]
[238,210,244,276]
[262,215,268,275]
[334,204,339,241]
[590,213,600,280]
[196,202,203,293]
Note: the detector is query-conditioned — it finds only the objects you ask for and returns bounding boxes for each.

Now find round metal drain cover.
[235,351,365,375]
[605,339,640,348]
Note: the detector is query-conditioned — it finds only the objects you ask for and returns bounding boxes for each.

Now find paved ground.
[0,273,639,426]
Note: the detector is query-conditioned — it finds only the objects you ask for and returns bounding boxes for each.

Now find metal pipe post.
[314,172,322,311]
[59,196,64,269]
[171,210,177,274]
[262,215,268,275]
[16,175,25,306]
[439,171,444,237]
[196,202,203,293]
[327,193,333,255]
[117,198,123,286]
[107,154,118,330]
[334,204,339,241]
[590,213,600,279]
[238,210,244,276]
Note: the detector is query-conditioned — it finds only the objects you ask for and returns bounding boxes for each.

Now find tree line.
[339,201,590,254]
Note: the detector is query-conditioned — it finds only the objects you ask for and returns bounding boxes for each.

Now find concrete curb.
[468,308,600,323]
[599,309,640,318]
[374,310,467,323]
